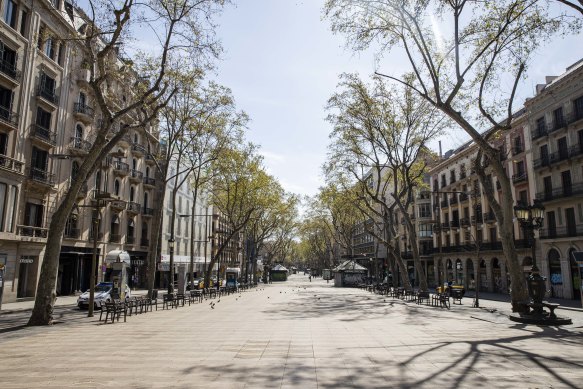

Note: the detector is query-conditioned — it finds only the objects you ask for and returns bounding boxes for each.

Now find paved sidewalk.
[1,275,582,388]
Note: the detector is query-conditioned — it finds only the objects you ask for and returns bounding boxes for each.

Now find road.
[1,275,582,388]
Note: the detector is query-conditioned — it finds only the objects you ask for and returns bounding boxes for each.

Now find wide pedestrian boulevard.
[1,275,582,388]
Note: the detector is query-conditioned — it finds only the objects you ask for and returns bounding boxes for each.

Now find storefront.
[128,251,148,289]
[57,247,97,296]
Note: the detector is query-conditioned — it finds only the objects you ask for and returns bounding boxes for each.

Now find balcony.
[512,172,528,184]
[110,200,127,212]
[143,176,155,188]
[471,214,484,224]
[102,156,113,168]
[449,220,460,229]
[126,236,135,245]
[142,207,154,217]
[459,193,469,202]
[28,168,55,187]
[531,125,548,140]
[514,239,531,249]
[0,106,19,130]
[110,234,121,243]
[37,85,59,106]
[132,143,146,156]
[129,169,143,183]
[450,195,458,205]
[569,144,583,159]
[550,117,567,133]
[17,225,48,239]
[145,153,156,165]
[140,238,150,247]
[440,199,449,208]
[63,228,81,239]
[441,222,450,229]
[126,201,141,214]
[483,212,496,223]
[536,183,583,202]
[0,154,24,175]
[540,225,583,239]
[460,218,470,227]
[73,103,95,123]
[69,137,92,155]
[512,144,524,156]
[112,161,129,175]
[87,231,104,242]
[0,59,21,84]
[31,124,57,146]
[76,68,91,87]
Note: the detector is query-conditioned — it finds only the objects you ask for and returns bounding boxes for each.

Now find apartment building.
[527,59,583,300]
[158,164,212,289]
[0,0,160,304]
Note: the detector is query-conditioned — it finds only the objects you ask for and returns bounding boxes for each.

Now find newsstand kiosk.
[104,250,131,299]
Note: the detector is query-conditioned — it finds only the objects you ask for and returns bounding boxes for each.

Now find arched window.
[134,133,139,144]
[145,166,150,178]
[114,179,120,196]
[132,158,137,170]
[143,192,149,208]
[548,249,562,285]
[130,186,135,202]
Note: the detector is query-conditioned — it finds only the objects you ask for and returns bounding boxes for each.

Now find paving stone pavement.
[1,275,583,388]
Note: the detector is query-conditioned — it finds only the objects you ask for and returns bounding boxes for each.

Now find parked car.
[77,282,130,309]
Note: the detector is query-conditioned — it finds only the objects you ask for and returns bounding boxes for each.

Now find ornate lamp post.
[167,238,175,295]
[514,200,546,315]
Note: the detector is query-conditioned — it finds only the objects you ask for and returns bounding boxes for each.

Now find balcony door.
[561,170,572,197]
[547,211,557,238]
[543,176,553,200]
[558,137,568,160]
[565,208,576,237]
[24,203,43,228]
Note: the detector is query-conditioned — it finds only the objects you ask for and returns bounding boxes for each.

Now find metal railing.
[29,167,55,185]
[130,169,143,180]
[37,85,59,104]
[0,59,21,82]
[143,207,154,216]
[127,202,141,213]
[0,105,19,128]
[540,225,583,239]
[70,137,93,152]
[512,172,528,184]
[109,234,121,243]
[73,103,95,117]
[112,160,129,172]
[31,124,57,145]
[143,176,155,186]
[536,183,583,202]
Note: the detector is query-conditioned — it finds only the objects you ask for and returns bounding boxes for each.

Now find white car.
[77,282,130,309]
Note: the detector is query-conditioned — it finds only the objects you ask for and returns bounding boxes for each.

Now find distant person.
[309,275,312,282]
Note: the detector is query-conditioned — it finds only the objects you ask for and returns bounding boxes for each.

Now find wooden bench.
[190,290,203,303]
[101,300,126,323]
[162,293,176,309]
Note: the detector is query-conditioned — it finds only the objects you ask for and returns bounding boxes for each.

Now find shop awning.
[105,250,131,264]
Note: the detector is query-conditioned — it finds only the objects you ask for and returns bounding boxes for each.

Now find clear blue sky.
[213,1,583,198]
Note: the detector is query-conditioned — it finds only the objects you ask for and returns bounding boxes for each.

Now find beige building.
[0,0,159,305]
[527,59,583,300]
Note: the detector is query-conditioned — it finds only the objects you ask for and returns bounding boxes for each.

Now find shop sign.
[158,263,170,272]
[132,260,145,266]
[19,258,34,264]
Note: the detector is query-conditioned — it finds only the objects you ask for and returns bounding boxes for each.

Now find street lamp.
[167,238,175,295]
[514,200,546,315]
[87,191,117,317]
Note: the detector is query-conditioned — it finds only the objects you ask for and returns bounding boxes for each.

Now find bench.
[432,293,450,309]
[528,302,560,318]
[101,300,126,323]
[162,293,176,309]
[417,291,430,305]
[190,290,203,304]
[147,290,159,311]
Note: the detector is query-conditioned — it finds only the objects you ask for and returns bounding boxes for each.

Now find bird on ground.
[217,299,220,303]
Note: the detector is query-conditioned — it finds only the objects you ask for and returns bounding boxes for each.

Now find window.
[24,202,43,227]
[75,124,83,139]
[0,183,6,231]
[553,107,564,129]
[515,160,525,175]
[418,224,432,238]
[78,92,86,106]
[574,95,583,121]
[30,147,47,171]
[536,117,546,132]
[19,9,27,35]
[0,133,7,155]
[518,190,528,205]
[130,186,135,202]
[114,179,120,196]
[3,0,17,29]
[44,37,55,60]
[39,73,56,95]
[450,170,456,184]
[418,203,431,218]
[0,85,15,120]
[35,107,51,129]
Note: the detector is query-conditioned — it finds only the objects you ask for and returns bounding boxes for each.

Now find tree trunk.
[388,245,412,290]
[404,216,428,291]
[146,171,167,297]
[28,132,112,325]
